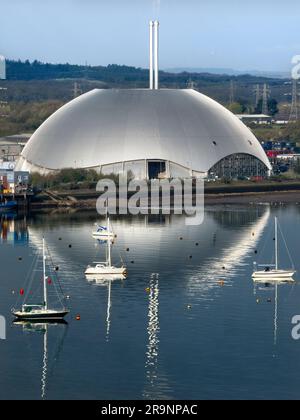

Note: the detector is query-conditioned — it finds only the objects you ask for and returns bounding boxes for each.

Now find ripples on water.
[1,205,300,400]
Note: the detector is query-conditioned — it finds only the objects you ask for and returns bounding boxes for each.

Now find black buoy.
[189,255,193,259]
[195,243,199,246]
[55,266,59,271]
[18,257,22,261]
[254,250,258,254]
[131,261,135,264]
[69,244,72,248]
[59,238,62,241]
[126,248,130,252]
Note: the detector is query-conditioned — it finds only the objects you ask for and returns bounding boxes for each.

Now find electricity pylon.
[289,78,299,122]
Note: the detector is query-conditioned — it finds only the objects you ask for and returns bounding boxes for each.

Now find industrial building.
[15,22,272,180]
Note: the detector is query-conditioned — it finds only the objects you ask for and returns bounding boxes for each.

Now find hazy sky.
[0,0,300,71]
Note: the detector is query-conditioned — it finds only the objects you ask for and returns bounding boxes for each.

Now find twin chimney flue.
[149,20,159,90]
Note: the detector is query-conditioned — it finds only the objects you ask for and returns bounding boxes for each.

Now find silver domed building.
[16,88,271,179]
[16,22,271,180]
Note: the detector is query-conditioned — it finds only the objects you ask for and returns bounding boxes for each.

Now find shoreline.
[28,189,300,212]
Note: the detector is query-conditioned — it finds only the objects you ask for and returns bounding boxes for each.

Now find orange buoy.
[218,280,225,286]
[76,315,81,321]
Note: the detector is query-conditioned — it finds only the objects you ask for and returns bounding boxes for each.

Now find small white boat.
[86,220,126,277]
[85,263,127,276]
[12,238,69,321]
[252,217,296,283]
[92,214,115,239]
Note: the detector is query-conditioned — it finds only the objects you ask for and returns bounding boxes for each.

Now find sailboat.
[12,238,69,321]
[252,217,296,282]
[85,223,127,276]
[92,212,115,240]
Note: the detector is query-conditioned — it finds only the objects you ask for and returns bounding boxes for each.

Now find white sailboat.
[85,223,127,276]
[92,213,115,240]
[252,217,296,282]
[12,238,69,321]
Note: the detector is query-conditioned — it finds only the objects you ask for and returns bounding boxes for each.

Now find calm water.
[1,205,300,400]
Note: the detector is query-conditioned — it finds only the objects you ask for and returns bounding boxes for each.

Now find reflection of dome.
[27,207,270,298]
[16,89,271,178]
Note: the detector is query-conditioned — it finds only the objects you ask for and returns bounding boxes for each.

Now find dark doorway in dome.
[148,161,166,179]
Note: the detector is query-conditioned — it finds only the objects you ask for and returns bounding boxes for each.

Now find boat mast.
[43,238,48,309]
[107,216,112,267]
[275,217,278,271]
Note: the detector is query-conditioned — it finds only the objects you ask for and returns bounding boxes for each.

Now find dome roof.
[16,88,271,173]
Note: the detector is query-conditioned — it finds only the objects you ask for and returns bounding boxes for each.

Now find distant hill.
[165,67,290,79]
[5,60,287,86]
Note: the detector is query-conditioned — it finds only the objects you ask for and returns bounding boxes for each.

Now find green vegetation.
[255,98,279,116]
[0,100,64,136]
[6,59,277,85]
[30,168,134,191]
[227,102,246,114]
[251,121,300,144]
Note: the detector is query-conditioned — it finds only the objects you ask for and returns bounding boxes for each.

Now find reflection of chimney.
[149,21,154,90]
[154,20,159,90]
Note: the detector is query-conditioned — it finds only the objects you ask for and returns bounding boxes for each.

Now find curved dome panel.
[16,89,271,173]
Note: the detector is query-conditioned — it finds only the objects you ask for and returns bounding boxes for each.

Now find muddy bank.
[29,189,300,211]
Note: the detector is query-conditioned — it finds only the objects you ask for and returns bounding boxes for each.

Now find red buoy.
[20,289,25,296]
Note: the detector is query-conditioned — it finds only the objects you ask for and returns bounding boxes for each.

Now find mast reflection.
[144,273,160,399]
[85,274,125,341]
[13,320,68,400]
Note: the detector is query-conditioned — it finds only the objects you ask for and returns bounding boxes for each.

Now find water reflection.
[0,214,29,245]
[186,207,270,297]
[144,273,160,399]
[13,321,68,400]
[5,205,287,400]
[85,274,126,341]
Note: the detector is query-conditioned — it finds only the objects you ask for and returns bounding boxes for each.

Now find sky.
[0,0,300,72]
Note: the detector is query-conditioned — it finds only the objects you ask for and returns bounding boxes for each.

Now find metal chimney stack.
[154,20,159,90]
[149,21,154,90]
[149,20,159,90]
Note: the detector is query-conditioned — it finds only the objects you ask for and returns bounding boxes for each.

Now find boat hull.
[85,266,127,276]
[13,310,69,321]
[92,234,115,240]
[252,270,296,282]
[0,201,17,211]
